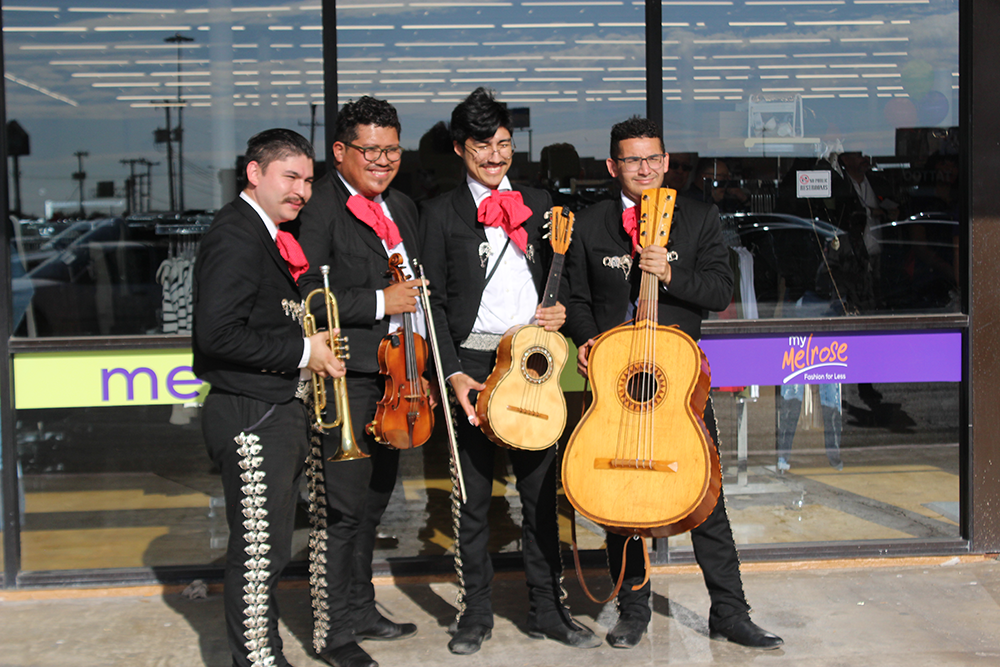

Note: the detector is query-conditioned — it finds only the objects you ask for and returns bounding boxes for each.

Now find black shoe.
[356,615,418,641]
[709,617,783,649]
[317,642,378,667]
[448,625,491,655]
[527,616,602,649]
[607,614,648,649]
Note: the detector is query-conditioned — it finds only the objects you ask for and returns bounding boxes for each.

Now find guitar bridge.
[593,458,678,473]
[505,405,549,420]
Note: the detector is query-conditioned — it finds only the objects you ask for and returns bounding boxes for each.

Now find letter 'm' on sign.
[102,367,158,401]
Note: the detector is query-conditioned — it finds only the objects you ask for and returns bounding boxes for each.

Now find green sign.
[14,349,208,409]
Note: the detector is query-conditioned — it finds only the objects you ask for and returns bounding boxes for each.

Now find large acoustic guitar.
[562,189,721,537]
[475,206,574,451]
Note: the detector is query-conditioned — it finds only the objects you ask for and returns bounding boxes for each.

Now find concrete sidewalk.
[2,556,998,667]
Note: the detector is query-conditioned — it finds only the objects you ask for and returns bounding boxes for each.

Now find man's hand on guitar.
[639,245,672,286]
[448,372,486,426]
[384,278,426,315]
[535,301,566,331]
[576,338,595,379]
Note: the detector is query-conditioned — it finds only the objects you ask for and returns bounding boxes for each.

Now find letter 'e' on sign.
[796,170,832,198]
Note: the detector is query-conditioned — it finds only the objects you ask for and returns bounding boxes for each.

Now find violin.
[366,253,434,449]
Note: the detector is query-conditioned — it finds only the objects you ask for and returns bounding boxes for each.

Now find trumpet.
[302,265,368,462]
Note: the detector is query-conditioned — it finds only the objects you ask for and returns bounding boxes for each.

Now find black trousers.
[606,395,751,627]
[203,390,310,667]
[453,348,565,630]
[310,371,401,652]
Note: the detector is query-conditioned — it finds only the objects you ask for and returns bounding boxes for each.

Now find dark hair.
[334,96,402,145]
[245,128,314,173]
[451,87,512,145]
[609,116,664,158]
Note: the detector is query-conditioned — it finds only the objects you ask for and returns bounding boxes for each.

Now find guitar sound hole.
[626,371,658,404]
[618,362,668,412]
[521,346,553,384]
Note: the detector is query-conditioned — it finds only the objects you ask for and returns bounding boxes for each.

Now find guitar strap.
[569,508,651,605]
[482,236,511,288]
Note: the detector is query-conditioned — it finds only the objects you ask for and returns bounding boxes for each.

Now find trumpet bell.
[328,438,370,462]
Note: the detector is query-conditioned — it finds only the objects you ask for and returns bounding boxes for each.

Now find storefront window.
[5,0,324,337]
[659,0,961,319]
[2,0,963,576]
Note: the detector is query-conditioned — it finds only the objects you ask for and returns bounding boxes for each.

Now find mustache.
[283,196,306,206]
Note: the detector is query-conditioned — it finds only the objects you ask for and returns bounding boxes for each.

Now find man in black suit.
[563,116,784,651]
[194,128,344,667]
[420,87,600,656]
[296,97,424,667]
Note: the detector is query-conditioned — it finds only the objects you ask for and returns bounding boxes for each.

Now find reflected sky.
[3,0,957,215]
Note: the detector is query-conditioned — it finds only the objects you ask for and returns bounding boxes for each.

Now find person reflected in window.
[775,383,844,473]
[834,151,899,308]
[663,151,697,192]
[295,97,426,667]
[193,128,344,667]
[688,159,750,213]
[419,87,601,656]
[563,116,783,651]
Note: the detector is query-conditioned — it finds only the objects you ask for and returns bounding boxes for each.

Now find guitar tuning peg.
[543,210,551,220]
[543,231,551,239]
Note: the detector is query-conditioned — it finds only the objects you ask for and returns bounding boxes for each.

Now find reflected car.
[728,212,848,318]
[871,213,959,312]
[17,217,167,337]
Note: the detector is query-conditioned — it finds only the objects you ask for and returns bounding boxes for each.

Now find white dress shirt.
[467,174,539,335]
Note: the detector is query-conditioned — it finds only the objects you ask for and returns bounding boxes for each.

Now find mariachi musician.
[193,128,344,667]
[563,115,784,650]
[296,97,425,667]
[419,87,600,656]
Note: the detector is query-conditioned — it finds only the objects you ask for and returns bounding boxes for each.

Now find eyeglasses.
[344,142,403,163]
[464,139,515,161]
[613,153,667,172]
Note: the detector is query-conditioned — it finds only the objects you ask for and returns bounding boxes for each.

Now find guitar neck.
[635,270,659,325]
[539,252,566,309]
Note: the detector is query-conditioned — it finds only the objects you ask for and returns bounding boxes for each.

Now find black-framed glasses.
[613,153,667,172]
[464,139,515,161]
[344,142,403,163]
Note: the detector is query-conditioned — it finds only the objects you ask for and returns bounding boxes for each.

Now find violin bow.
[412,258,467,503]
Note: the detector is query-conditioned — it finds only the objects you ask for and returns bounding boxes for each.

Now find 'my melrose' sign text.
[782,334,848,383]
[700,330,961,387]
[14,349,207,409]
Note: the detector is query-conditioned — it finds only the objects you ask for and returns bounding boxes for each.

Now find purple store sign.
[700,330,962,387]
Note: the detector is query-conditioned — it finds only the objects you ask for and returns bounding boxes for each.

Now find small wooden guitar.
[475,206,574,450]
[562,189,721,537]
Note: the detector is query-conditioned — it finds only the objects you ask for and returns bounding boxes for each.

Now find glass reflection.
[14,379,960,571]
[4,0,323,336]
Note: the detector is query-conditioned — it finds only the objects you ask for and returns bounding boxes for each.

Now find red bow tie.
[622,205,640,254]
[477,190,531,253]
[347,194,402,249]
[275,230,309,281]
